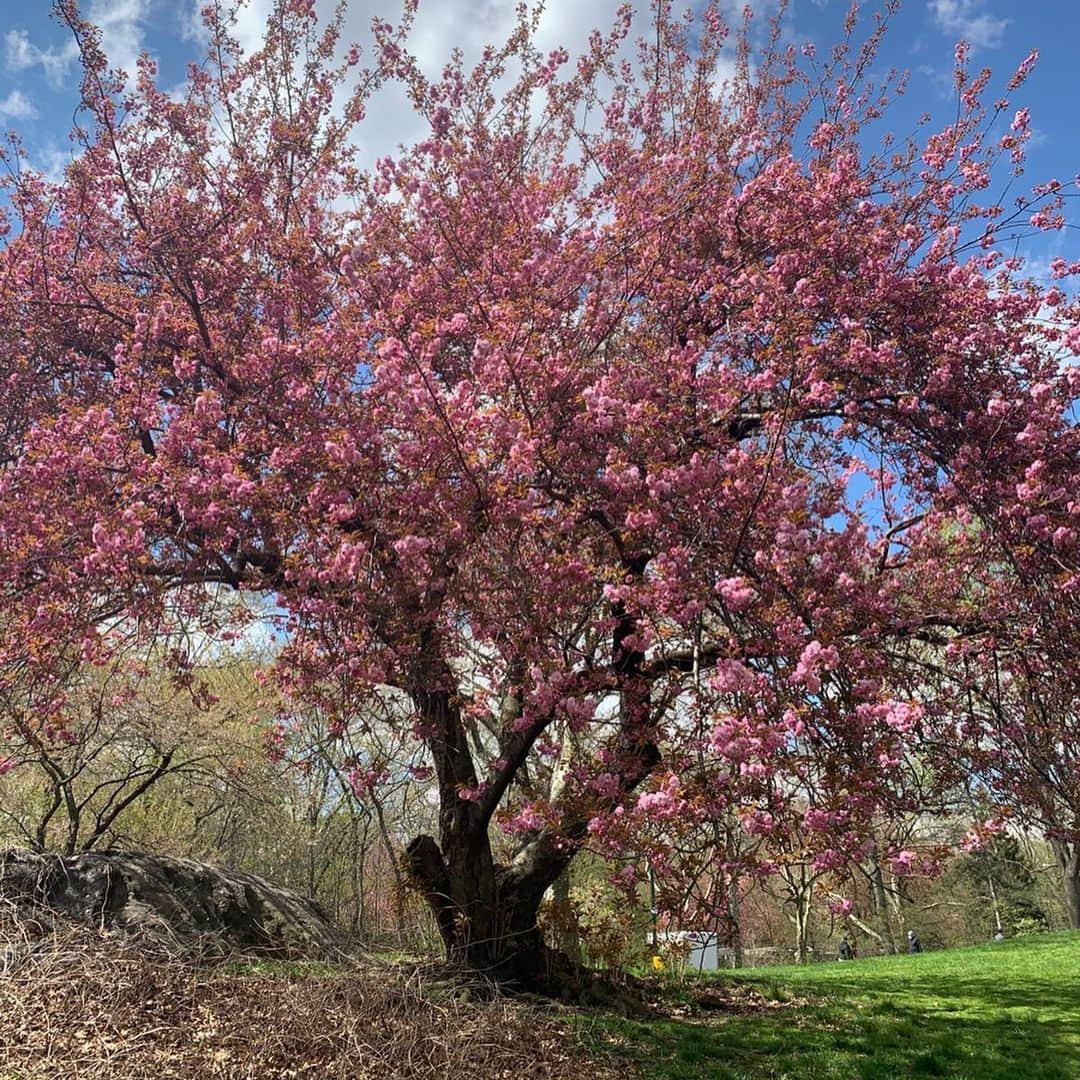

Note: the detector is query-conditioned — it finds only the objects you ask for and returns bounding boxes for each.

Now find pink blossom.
[890,849,917,874]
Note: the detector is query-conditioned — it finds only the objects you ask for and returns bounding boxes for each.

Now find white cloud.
[4,29,35,71]
[87,0,153,78]
[216,0,274,58]
[928,0,1010,50]
[179,0,664,168]
[916,62,958,100]
[31,142,76,185]
[178,3,211,46]
[0,88,37,120]
[4,1,150,90]
[5,29,79,90]
[174,0,745,178]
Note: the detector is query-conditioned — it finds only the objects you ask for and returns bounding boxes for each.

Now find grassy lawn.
[588,931,1080,1079]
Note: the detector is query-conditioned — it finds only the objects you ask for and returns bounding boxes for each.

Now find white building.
[652,930,736,972]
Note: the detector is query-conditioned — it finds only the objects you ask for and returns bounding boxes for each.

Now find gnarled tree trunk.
[403,825,574,983]
[401,593,659,987]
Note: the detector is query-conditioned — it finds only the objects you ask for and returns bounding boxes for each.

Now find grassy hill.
[590,931,1080,1079]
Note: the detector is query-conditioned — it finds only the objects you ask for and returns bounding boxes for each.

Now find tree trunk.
[724,817,745,968]
[726,870,744,968]
[370,792,408,936]
[404,660,522,976]
[351,813,368,939]
[403,616,658,987]
[403,827,573,984]
[867,843,898,954]
[1051,839,1080,930]
[551,867,582,965]
[793,891,810,965]
[983,856,1004,935]
[403,765,663,986]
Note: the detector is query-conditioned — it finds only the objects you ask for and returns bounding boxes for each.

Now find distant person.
[838,937,853,961]
[907,929,922,954]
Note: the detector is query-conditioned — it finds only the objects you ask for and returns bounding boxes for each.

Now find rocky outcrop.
[0,849,345,957]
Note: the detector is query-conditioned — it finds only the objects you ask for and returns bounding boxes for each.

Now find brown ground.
[0,918,622,1080]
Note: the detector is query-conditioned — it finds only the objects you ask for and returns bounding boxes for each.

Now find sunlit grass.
[589,931,1080,1079]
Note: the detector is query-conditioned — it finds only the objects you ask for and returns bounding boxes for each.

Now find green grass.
[588,931,1080,1079]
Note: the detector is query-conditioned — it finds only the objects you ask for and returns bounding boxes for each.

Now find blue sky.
[0,0,1076,273]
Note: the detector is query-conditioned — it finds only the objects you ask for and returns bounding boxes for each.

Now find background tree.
[0,641,263,856]
[955,654,1079,927]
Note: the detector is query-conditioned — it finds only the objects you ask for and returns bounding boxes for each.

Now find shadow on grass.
[591,960,1080,1079]
[784,971,1080,1016]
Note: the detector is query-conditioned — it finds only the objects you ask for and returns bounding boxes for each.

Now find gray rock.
[0,849,345,958]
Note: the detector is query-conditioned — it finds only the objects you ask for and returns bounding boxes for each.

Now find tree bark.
[403,825,574,982]
[551,867,582,965]
[793,890,811,965]
[867,843,898,954]
[724,818,744,968]
[1051,839,1080,930]
[402,726,658,983]
[404,652,504,971]
[402,592,660,986]
[983,856,1004,935]
[370,791,408,935]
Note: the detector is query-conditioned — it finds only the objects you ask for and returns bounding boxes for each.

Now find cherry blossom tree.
[0,0,1076,983]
